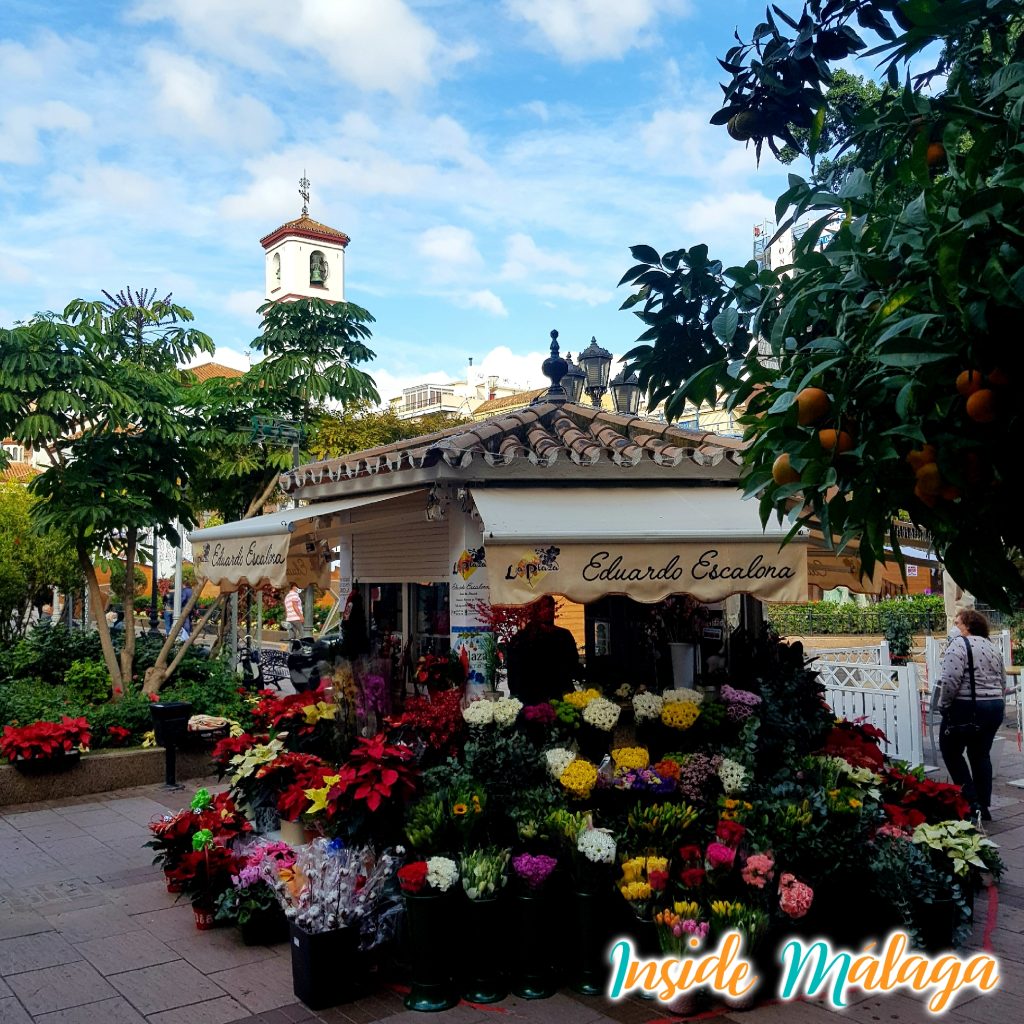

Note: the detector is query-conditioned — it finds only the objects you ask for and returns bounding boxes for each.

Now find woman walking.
[937,609,1006,822]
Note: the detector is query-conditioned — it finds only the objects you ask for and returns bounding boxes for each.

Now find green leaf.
[629,244,661,266]
[712,308,740,346]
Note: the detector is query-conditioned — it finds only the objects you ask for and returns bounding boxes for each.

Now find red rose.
[680,867,706,888]
[716,820,747,847]
[398,862,429,894]
[678,844,702,863]
[649,869,669,891]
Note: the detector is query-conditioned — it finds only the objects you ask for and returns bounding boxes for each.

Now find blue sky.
[1,0,799,402]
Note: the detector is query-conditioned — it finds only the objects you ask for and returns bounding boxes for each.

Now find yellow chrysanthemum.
[661,701,701,730]
[562,688,603,709]
[559,758,599,799]
[611,746,650,771]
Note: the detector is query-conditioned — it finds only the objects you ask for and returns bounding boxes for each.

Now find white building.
[389,368,525,420]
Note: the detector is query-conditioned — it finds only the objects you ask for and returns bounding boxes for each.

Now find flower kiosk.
[175,341,1002,1014]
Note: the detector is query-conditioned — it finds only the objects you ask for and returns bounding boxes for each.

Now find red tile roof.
[187,362,245,382]
[472,388,547,417]
[260,214,351,250]
[1,461,40,483]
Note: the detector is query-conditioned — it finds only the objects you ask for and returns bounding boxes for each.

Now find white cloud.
[188,347,250,372]
[222,290,265,322]
[144,48,279,150]
[129,0,474,97]
[0,101,91,166]
[504,0,691,63]
[501,233,583,281]
[0,254,32,285]
[674,190,778,260]
[417,226,483,271]
[458,290,508,317]
[641,105,759,180]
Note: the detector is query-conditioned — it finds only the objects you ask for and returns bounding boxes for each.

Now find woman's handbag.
[941,636,982,739]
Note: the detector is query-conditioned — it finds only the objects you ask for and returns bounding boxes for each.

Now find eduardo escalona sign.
[194,536,329,593]
[490,541,806,605]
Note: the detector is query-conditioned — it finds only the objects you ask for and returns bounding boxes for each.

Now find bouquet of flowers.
[632,691,664,723]
[415,652,466,693]
[461,847,511,901]
[625,801,698,850]
[574,827,617,892]
[559,758,599,800]
[581,697,620,731]
[655,900,708,954]
[619,855,669,919]
[215,840,296,926]
[709,899,769,947]
[612,767,676,796]
[612,747,650,772]
[661,701,701,731]
[386,690,465,758]
[512,852,558,892]
[398,855,459,894]
[720,686,762,724]
[262,838,403,943]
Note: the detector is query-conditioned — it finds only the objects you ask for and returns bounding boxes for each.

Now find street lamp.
[610,367,642,415]
[577,336,613,407]
[562,352,586,404]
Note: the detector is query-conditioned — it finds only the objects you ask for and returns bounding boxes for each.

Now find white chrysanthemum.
[582,697,621,731]
[577,828,617,864]
[462,700,494,726]
[632,692,664,722]
[492,697,523,728]
[662,688,704,706]
[546,747,576,780]
[718,757,747,795]
[426,856,459,892]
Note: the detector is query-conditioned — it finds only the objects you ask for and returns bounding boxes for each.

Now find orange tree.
[621,0,1024,607]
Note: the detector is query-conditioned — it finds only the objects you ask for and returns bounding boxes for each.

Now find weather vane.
[299,171,310,216]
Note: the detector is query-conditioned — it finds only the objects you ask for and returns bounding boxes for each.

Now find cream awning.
[474,487,807,605]
[189,490,420,592]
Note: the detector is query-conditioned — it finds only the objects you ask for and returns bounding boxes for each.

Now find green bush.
[88,691,155,747]
[766,595,945,638]
[64,658,111,704]
[0,625,103,685]
[0,679,89,727]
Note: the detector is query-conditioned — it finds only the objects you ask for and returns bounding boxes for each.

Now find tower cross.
[299,172,310,216]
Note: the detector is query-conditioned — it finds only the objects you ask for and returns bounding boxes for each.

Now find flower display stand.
[668,643,699,687]
[460,897,507,1003]
[404,892,458,1011]
[511,892,559,999]
[568,890,612,995]
[289,921,363,1009]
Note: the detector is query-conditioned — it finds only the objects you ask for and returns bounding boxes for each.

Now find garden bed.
[0,746,216,806]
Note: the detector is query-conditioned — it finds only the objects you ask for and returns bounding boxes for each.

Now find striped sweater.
[937,634,1006,711]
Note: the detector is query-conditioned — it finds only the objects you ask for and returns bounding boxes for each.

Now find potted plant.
[166,829,241,930]
[398,856,461,1011]
[1,716,91,774]
[459,847,511,1003]
[215,841,295,945]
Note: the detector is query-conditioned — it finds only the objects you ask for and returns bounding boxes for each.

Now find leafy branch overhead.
[621,0,1024,608]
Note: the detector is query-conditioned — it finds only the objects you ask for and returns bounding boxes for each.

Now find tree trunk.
[119,528,138,687]
[78,547,124,694]
[142,474,282,694]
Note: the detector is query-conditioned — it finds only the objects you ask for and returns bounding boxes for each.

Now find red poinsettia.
[882,768,971,823]
[386,690,464,754]
[104,725,132,747]
[716,819,747,847]
[211,732,266,770]
[329,733,418,813]
[165,844,240,899]
[1,717,91,762]
[251,688,332,736]
[278,764,338,822]
[819,720,886,770]
[398,861,428,893]
[254,752,330,821]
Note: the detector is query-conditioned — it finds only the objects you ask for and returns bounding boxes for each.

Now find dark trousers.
[939,699,1005,811]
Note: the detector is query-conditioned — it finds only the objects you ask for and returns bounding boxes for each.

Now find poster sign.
[488,541,807,605]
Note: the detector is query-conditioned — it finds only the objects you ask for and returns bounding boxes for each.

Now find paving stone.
[74,929,179,976]
[146,995,252,1024]
[108,960,228,1015]
[33,995,147,1024]
[1,809,63,828]
[6,960,116,1015]
[0,997,33,1024]
[45,904,137,942]
[208,956,296,1013]
[83,818,152,842]
[0,980,8,999]
[0,931,81,976]
[114,880,176,916]
[15,820,89,843]
[131,906,203,944]
[61,805,132,828]
[167,929,280,974]
[0,911,53,941]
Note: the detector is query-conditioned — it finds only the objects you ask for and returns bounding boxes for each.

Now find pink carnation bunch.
[741,852,775,889]
[779,872,814,919]
[705,842,736,870]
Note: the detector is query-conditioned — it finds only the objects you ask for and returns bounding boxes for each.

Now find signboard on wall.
[449,512,493,693]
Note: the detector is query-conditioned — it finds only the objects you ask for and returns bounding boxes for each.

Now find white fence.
[808,641,890,667]
[813,658,924,766]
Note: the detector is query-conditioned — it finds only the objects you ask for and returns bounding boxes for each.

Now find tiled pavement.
[2,716,1024,1024]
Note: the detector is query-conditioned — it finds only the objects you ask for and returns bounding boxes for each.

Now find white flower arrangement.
[662,687,704,706]
[426,855,459,892]
[577,828,617,864]
[462,700,494,727]
[582,697,621,731]
[718,757,747,794]
[632,692,664,722]
[492,697,523,728]
[546,747,576,780]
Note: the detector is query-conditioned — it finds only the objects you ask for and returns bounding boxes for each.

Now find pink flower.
[741,852,775,889]
[779,872,814,919]
[706,842,736,870]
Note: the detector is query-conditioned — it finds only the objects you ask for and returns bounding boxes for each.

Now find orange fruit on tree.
[914,462,942,497]
[955,369,983,396]
[772,453,800,486]
[906,444,937,471]
[914,483,938,508]
[795,387,830,425]
[818,428,854,453]
[965,389,997,423]
[986,367,1010,389]
[926,142,946,167]
[962,451,986,485]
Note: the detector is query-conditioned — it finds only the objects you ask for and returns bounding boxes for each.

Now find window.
[272,252,281,285]
[2,443,25,462]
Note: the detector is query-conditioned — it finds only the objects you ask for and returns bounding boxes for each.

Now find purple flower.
[512,853,558,891]
[720,686,762,707]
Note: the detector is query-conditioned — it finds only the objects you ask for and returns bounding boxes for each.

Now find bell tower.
[259,174,349,303]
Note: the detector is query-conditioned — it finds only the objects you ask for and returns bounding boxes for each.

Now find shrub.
[88,691,155,747]
[766,595,945,638]
[64,659,111,704]
[0,625,102,685]
[0,679,89,727]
